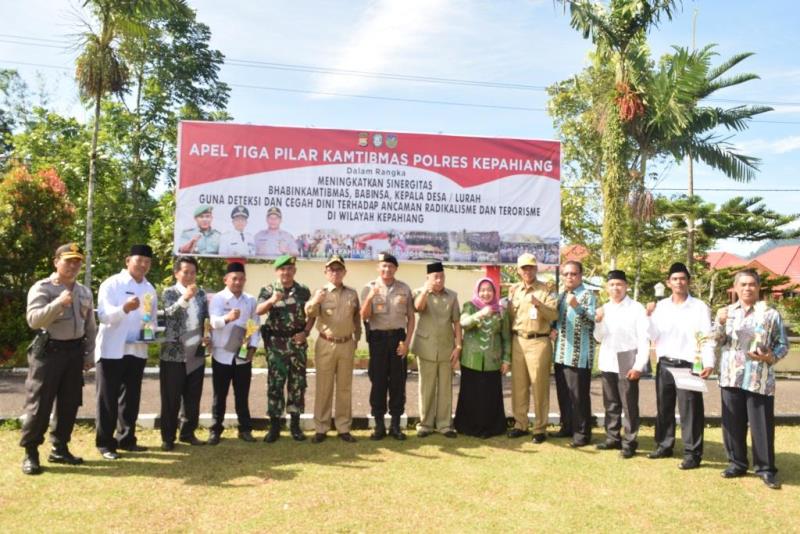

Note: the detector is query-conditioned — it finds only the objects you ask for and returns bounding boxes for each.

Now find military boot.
[389,415,406,441]
[370,417,386,441]
[22,447,42,475]
[290,413,306,441]
[264,417,282,443]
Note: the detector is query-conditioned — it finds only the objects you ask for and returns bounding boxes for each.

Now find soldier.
[95,244,157,459]
[219,205,256,257]
[305,255,361,443]
[254,206,299,257]
[360,252,415,440]
[257,254,313,442]
[412,261,462,438]
[20,243,97,475]
[507,253,558,443]
[158,256,209,451]
[178,205,221,255]
[208,262,260,444]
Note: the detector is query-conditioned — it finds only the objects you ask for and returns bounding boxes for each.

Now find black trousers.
[563,365,592,444]
[554,363,572,433]
[654,359,704,459]
[721,386,776,475]
[367,329,407,418]
[211,359,252,434]
[95,355,146,450]
[159,361,205,443]
[601,371,639,451]
[19,339,84,449]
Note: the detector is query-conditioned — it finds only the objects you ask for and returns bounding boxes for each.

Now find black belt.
[660,357,690,366]
[371,329,404,336]
[513,330,548,339]
[47,337,84,346]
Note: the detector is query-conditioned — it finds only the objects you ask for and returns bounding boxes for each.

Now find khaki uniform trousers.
[417,357,454,433]
[511,336,552,434]
[313,337,356,433]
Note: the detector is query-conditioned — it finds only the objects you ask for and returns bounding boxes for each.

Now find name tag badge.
[529,306,538,320]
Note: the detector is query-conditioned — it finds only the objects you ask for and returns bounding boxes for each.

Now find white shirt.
[219,230,256,257]
[95,269,157,361]
[648,294,715,367]
[594,296,650,373]
[209,288,260,365]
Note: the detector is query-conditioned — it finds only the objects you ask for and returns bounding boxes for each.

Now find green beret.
[274,254,296,269]
[194,205,213,217]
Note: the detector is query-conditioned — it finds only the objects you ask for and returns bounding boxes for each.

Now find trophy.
[202,318,211,346]
[141,292,155,341]
[692,331,706,375]
[236,318,258,361]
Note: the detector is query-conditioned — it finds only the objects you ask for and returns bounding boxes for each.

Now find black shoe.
[311,433,327,444]
[161,442,175,452]
[338,433,357,443]
[48,446,83,465]
[721,466,747,479]
[265,417,281,443]
[22,448,41,475]
[620,448,635,459]
[443,430,457,439]
[417,429,433,438]
[568,440,590,448]
[647,447,673,459]
[759,472,781,490]
[596,440,621,451]
[238,430,256,443]
[549,428,572,438]
[290,414,306,442]
[370,419,386,441]
[679,457,701,470]
[531,433,547,444]
[389,416,406,441]
[507,428,530,439]
[207,432,221,446]
[119,444,148,452]
[99,449,120,460]
[179,435,206,446]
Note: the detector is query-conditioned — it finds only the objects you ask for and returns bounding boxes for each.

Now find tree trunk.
[687,154,695,271]
[84,94,102,288]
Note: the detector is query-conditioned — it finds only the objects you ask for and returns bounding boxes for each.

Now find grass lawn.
[1,424,798,533]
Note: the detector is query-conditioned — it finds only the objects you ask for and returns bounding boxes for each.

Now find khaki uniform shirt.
[361,279,414,331]
[508,280,558,335]
[411,287,459,362]
[305,282,362,341]
[26,274,97,364]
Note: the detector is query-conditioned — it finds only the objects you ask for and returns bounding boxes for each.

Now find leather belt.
[513,330,548,339]
[319,332,352,344]
[47,337,84,346]
[660,357,690,366]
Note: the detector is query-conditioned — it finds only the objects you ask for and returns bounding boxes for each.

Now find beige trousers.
[511,336,552,434]
[417,357,454,432]
[313,337,355,433]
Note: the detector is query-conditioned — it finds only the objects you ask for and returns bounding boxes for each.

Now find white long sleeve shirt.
[209,288,260,365]
[95,270,157,361]
[648,294,715,368]
[594,296,650,374]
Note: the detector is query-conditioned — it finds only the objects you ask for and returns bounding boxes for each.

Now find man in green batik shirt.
[257,255,314,442]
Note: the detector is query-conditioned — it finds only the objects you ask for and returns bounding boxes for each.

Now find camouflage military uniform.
[258,281,312,417]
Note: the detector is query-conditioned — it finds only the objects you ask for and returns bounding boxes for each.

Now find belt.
[319,332,352,344]
[46,337,84,346]
[513,330,548,339]
[660,357,690,366]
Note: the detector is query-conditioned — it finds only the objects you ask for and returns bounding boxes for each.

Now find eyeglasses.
[561,272,580,277]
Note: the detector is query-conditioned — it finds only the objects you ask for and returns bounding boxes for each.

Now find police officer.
[257,254,313,442]
[20,243,97,475]
[219,205,256,257]
[254,206,299,257]
[360,252,416,440]
[178,205,221,254]
[507,253,558,443]
[305,255,361,443]
[412,261,461,438]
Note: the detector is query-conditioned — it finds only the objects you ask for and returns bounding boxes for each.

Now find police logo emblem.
[358,132,369,147]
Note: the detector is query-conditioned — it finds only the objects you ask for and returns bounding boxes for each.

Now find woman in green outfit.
[454,277,511,437]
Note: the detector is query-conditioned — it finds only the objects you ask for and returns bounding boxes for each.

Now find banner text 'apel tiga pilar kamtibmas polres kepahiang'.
[174,121,561,265]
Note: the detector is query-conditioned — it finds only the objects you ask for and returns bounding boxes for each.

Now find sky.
[2,0,799,257]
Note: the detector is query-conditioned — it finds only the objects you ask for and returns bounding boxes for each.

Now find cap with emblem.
[194,205,212,217]
[267,206,282,217]
[274,254,296,269]
[231,205,249,219]
[129,244,153,258]
[226,261,245,274]
[516,253,537,268]
[325,254,345,268]
[426,261,444,274]
[377,252,398,267]
[606,270,627,282]
[55,243,84,261]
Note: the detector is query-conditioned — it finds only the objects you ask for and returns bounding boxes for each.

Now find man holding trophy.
[94,244,157,459]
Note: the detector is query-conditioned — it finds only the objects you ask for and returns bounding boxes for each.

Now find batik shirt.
[553,284,596,369]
